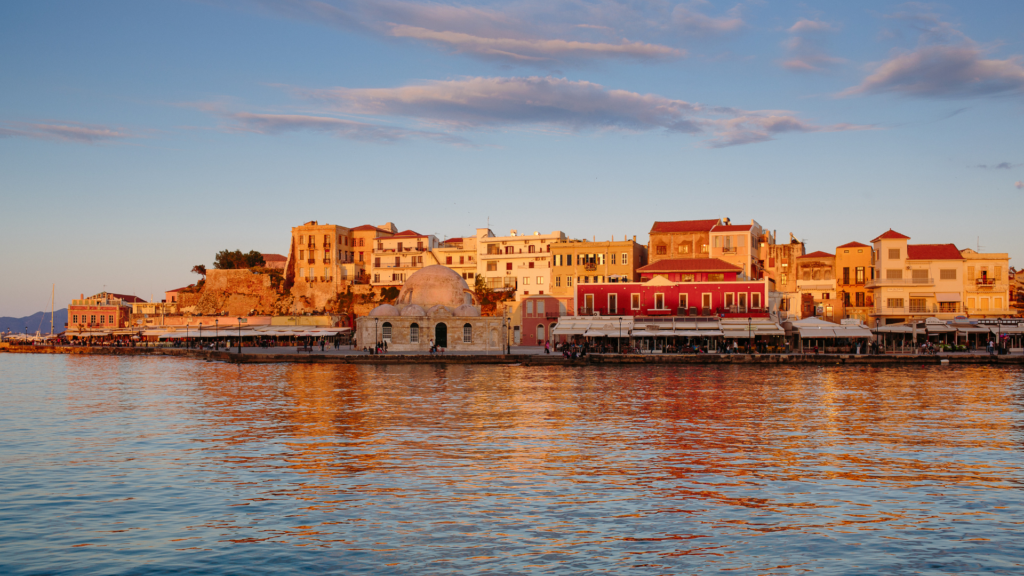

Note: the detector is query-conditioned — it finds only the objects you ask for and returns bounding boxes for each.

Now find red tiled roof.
[872,229,910,242]
[907,244,962,260]
[393,230,423,237]
[637,258,741,273]
[262,253,287,262]
[650,219,721,234]
[798,251,834,259]
[443,237,463,243]
[711,224,753,232]
[837,241,869,249]
[108,293,146,303]
[350,224,390,233]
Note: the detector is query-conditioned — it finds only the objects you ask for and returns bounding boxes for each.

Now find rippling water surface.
[1,355,1023,574]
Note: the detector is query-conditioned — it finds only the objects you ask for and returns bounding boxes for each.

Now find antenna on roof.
[977,236,983,252]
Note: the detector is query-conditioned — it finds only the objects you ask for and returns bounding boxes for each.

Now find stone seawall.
[3,345,1024,366]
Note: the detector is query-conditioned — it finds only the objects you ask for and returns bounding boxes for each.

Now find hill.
[0,309,69,335]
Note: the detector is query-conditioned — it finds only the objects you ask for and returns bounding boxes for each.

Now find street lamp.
[374,318,379,353]
[199,321,203,349]
[186,324,190,348]
[215,319,219,349]
[236,317,243,354]
[618,317,622,354]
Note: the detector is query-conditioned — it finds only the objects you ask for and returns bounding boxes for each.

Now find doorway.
[435,323,448,348]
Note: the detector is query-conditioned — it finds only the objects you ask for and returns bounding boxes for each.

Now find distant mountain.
[0,309,69,335]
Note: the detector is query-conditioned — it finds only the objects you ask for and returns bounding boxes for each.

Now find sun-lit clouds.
[0,121,132,143]
[781,17,844,72]
[387,25,683,62]
[1016,181,1024,190]
[291,76,868,146]
[843,7,1024,98]
[672,4,745,34]
[216,110,472,145]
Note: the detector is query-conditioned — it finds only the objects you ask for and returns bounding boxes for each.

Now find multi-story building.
[709,220,764,279]
[647,219,722,265]
[68,292,144,331]
[574,269,771,317]
[1011,267,1023,313]
[475,228,566,301]
[795,251,839,322]
[961,248,1012,318]
[371,230,441,287]
[285,221,354,299]
[351,223,396,282]
[759,232,806,320]
[432,236,479,284]
[549,236,647,311]
[868,230,965,326]
[835,241,874,323]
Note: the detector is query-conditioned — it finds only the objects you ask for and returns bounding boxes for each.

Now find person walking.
[987,338,994,355]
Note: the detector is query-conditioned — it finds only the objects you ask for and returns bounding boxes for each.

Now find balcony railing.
[722,247,738,254]
[323,259,331,265]
[584,263,597,271]
[866,277,934,288]
[976,278,996,286]
[307,258,315,265]
[375,262,423,269]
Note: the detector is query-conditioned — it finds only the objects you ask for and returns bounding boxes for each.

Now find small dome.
[427,305,452,317]
[400,304,426,316]
[368,304,399,316]
[454,304,479,317]
[395,265,473,309]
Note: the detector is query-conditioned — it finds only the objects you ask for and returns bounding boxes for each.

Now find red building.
[575,259,771,318]
[517,294,567,345]
[68,292,146,330]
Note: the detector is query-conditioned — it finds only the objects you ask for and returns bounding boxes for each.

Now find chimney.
[633,235,636,242]
[81,293,84,299]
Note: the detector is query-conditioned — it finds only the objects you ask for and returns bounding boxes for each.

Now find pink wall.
[520,295,562,346]
[576,280,768,317]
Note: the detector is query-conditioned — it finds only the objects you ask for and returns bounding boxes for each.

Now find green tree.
[213,250,265,269]
[380,286,400,303]
[191,264,207,277]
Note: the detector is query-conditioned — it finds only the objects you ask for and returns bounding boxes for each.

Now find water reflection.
[1,356,1022,574]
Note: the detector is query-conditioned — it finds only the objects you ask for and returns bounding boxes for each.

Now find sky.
[1,0,1023,316]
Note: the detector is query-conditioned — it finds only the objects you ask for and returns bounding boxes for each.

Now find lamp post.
[186,324,190,348]
[618,317,622,354]
[500,313,506,356]
[215,319,219,350]
[748,316,752,354]
[237,317,242,354]
[374,318,379,353]
[199,321,203,349]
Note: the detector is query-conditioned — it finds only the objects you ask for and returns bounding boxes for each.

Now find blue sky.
[1,0,1022,316]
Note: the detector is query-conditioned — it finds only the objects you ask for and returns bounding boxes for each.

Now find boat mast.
[51,284,55,335]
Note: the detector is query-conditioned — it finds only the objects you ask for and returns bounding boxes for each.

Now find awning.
[722,330,755,339]
[936,293,962,302]
[873,324,915,333]
[909,292,935,297]
[837,328,873,338]
[954,326,990,334]
[631,330,656,337]
[798,328,837,338]
[926,325,954,333]
[992,326,1024,334]
[583,330,607,337]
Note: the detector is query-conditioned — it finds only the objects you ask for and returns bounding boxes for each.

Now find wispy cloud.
[388,25,682,61]
[240,0,720,65]
[843,8,1024,98]
[975,162,1020,170]
[0,121,132,143]
[289,76,868,146]
[214,110,471,145]
[1016,181,1024,190]
[781,17,844,72]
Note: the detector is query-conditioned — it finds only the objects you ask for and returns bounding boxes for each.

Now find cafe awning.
[936,293,962,302]
[926,325,954,333]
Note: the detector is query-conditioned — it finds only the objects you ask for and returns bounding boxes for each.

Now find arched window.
[410,323,419,343]
[537,324,545,343]
[382,322,392,341]
[463,323,472,343]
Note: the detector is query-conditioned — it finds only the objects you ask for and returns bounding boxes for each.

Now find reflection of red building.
[575,260,770,318]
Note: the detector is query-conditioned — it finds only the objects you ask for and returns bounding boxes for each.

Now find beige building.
[648,218,722,264]
[961,248,1012,318]
[351,223,396,282]
[355,265,503,352]
[285,221,354,309]
[709,220,764,279]
[796,251,839,322]
[868,229,965,326]
[475,228,566,301]
[548,236,647,309]
[432,236,479,284]
[370,230,440,287]
[759,232,806,320]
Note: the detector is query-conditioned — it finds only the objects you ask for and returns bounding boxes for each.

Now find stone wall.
[177,269,287,316]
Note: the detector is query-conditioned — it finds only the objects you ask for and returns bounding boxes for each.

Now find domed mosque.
[356,265,504,352]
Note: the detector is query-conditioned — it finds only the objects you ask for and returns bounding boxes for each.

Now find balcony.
[584,262,597,271]
[307,258,315,265]
[375,262,424,269]
[866,277,934,288]
[323,259,331,265]
[722,247,738,255]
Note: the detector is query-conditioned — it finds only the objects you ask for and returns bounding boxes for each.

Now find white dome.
[454,304,480,317]
[400,304,426,316]
[395,265,473,309]
[368,304,400,316]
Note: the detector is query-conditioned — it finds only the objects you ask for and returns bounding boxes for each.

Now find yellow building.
[431,236,479,285]
[835,241,874,323]
[549,236,647,310]
[709,220,764,279]
[370,230,441,287]
[868,229,965,326]
[961,248,1012,318]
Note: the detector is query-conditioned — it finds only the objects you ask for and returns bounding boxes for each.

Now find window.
[681,243,690,254]
[843,292,851,306]
[410,323,419,343]
[529,262,534,269]
[506,263,513,271]
[713,236,720,248]
[382,322,392,340]
[843,267,850,284]
[995,266,1002,280]
[656,245,667,255]
[394,256,400,267]
[680,273,694,282]
[856,292,865,307]
[725,293,735,308]
[631,293,641,310]
[781,273,788,285]
[609,294,617,314]
[537,300,545,314]
[487,245,500,255]
[856,267,865,284]
[611,253,616,265]
[459,256,465,265]
[537,276,544,284]
[555,276,561,287]
[299,235,304,244]
[583,276,589,283]
[446,256,453,264]
[467,273,474,279]
[90,315,96,324]
[567,276,573,287]
[886,269,902,280]
[701,244,708,254]
[939,269,956,280]
[702,293,712,310]
[654,293,665,310]
[708,274,724,281]
[299,267,305,278]
[299,250,305,259]
[523,277,530,285]
[751,293,761,309]
[621,253,628,265]
[526,301,534,314]
[967,266,975,281]
[487,262,497,272]
[888,248,900,259]
[373,274,380,283]
[358,238,364,247]
[374,257,381,267]
[528,245,536,253]
[939,302,958,313]
[887,298,904,309]
[823,293,830,300]
[679,293,688,310]
[598,254,605,265]
[463,323,472,343]
[910,298,927,312]
[72,315,78,323]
